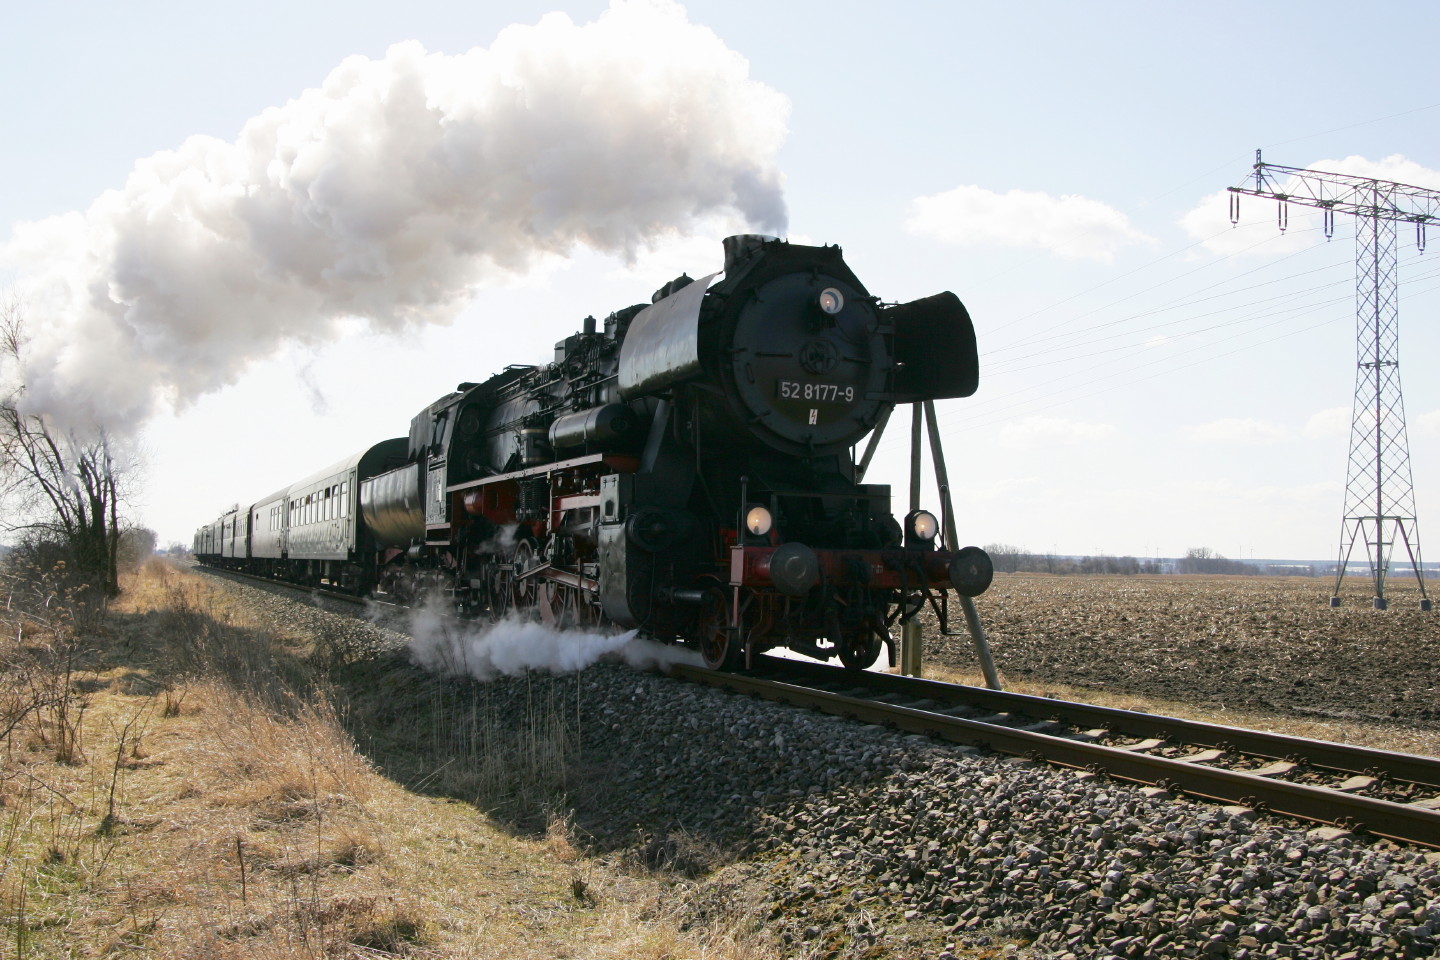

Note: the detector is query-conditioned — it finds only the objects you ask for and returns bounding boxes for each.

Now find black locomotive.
[195,235,992,669]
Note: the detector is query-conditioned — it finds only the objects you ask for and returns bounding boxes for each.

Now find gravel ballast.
[206,571,1440,958]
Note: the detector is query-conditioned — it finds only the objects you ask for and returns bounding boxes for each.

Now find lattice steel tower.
[1229,151,1435,610]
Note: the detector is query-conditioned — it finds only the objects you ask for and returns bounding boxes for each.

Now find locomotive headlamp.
[817,287,844,315]
[745,505,774,536]
[910,510,938,540]
[904,509,939,550]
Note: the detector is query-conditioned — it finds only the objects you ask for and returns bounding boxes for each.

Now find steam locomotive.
[194,236,992,669]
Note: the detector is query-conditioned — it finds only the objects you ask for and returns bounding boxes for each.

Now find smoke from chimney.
[2,0,789,436]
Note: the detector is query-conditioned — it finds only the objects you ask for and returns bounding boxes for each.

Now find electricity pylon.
[1228,150,1434,611]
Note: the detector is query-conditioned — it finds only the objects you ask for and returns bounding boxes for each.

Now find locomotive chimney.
[722,234,779,273]
[583,315,596,335]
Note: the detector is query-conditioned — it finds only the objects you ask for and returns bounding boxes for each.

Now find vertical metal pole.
[924,400,1001,690]
[901,404,924,676]
[1372,198,1387,609]
[909,403,923,514]
[855,405,892,484]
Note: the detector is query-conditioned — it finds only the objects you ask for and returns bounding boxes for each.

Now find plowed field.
[925,575,1440,730]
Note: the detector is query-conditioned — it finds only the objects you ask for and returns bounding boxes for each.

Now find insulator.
[1277,200,1288,233]
[1419,220,1428,254]
[1323,206,1335,240]
[1229,193,1240,225]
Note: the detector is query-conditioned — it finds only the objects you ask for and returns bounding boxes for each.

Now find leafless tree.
[1178,547,1258,576]
[0,298,137,599]
[983,543,1031,574]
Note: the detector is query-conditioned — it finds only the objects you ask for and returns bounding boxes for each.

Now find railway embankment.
[14,561,1437,958]
[239,568,1440,958]
[0,560,776,958]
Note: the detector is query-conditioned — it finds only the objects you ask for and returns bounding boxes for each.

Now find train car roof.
[281,438,409,496]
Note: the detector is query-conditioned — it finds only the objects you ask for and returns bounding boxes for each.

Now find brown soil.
[923,574,1440,733]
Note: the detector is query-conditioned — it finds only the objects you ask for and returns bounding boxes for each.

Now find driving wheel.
[511,539,540,617]
[837,629,882,671]
[698,588,742,671]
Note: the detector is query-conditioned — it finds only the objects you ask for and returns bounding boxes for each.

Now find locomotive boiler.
[196,235,992,670]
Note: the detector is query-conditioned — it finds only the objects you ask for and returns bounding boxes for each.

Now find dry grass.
[0,559,784,959]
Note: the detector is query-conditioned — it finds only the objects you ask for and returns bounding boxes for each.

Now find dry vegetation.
[7,562,1435,958]
[926,573,1440,757]
[0,561,779,959]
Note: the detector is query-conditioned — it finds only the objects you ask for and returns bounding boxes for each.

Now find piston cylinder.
[549,403,636,450]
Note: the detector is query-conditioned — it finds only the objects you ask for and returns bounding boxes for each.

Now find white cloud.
[1178,154,1440,257]
[1303,407,1351,439]
[998,415,1119,451]
[1414,409,1440,439]
[906,185,1154,262]
[1184,418,1287,446]
[1,0,790,438]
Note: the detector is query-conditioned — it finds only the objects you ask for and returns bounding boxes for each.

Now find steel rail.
[759,658,1440,789]
[672,663,1440,849]
[194,564,1440,846]
[193,563,375,609]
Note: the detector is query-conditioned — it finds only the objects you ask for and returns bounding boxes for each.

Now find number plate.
[778,380,856,404]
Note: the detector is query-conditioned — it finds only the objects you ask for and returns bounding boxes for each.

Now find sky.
[3,0,1439,563]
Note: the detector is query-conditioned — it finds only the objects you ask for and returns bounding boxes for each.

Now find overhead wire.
[988,245,1440,374]
[866,226,1439,458]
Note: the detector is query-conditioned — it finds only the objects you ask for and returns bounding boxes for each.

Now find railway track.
[195,563,1440,848]
[193,564,382,612]
[674,658,1440,850]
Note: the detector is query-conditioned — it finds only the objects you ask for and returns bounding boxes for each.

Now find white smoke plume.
[405,609,702,682]
[2,0,788,435]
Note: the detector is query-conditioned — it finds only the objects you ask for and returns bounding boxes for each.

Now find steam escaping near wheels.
[401,603,703,682]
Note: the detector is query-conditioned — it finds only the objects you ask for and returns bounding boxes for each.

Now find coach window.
[341,481,348,517]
